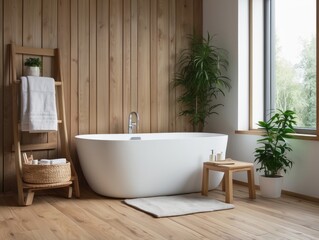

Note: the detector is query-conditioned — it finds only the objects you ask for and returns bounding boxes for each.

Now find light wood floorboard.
[0,184,318,240]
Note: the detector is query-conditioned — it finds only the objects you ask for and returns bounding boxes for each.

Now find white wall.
[203,0,319,199]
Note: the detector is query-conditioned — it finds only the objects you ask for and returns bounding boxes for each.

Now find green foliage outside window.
[274,37,316,129]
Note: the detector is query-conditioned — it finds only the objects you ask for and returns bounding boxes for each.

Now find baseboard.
[233,180,319,203]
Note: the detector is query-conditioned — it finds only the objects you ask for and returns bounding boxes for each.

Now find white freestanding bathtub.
[75,132,228,198]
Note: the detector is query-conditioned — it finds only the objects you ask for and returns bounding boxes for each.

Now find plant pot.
[259,175,283,198]
[25,66,40,76]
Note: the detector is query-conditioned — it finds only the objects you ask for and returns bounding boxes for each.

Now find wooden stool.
[201,159,256,203]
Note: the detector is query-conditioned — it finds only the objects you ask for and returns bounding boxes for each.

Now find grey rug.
[124,193,234,218]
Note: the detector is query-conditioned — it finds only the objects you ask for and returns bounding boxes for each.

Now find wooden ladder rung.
[23,181,73,190]
[12,142,57,152]
[17,120,63,130]
[14,79,62,86]
[14,45,56,56]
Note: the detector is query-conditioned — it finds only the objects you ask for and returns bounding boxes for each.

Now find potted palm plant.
[174,33,231,131]
[254,109,296,198]
[25,57,41,76]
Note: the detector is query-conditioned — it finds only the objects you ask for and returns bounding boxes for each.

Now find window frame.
[248,0,319,138]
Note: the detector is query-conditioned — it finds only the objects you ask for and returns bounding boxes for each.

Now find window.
[250,0,318,136]
[265,0,317,134]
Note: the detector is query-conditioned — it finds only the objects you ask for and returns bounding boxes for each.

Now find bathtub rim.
[75,132,228,141]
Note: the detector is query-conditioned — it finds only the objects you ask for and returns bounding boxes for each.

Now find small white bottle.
[209,150,215,161]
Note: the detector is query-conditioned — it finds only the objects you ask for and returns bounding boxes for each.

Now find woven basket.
[23,162,71,184]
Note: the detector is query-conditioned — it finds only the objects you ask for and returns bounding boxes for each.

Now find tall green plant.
[254,109,296,177]
[174,33,231,131]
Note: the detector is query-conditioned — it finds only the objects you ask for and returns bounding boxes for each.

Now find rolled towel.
[32,160,38,165]
[50,158,67,165]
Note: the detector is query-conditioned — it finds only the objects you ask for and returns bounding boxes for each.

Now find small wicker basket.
[23,162,71,184]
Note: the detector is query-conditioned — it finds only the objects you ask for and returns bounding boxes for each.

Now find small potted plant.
[24,57,41,76]
[254,109,296,198]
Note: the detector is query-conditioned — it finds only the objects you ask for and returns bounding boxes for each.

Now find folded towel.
[20,77,30,131]
[39,158,67,165]
[20,76,57,132]
[39,159,51,165]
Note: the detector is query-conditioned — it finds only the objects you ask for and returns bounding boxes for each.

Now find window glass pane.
[273,0,316,129]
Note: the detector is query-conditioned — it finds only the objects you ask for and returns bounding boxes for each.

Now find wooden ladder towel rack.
[10,44,80,206]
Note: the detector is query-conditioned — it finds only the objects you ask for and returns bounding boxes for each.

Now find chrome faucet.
[128,112,139,134]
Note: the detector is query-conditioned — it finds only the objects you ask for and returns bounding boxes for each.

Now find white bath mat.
[124,193,234,218]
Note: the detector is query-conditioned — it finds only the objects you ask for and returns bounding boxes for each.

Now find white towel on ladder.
[20,76,58,132]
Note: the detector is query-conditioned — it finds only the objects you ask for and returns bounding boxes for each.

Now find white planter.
[259,175,283,198]
[25,66,40,76]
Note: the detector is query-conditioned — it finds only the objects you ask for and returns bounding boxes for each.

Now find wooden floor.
[0,184,319,240]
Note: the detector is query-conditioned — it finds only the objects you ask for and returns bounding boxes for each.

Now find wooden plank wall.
[0,0,3,192]
[0,0,202,192]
